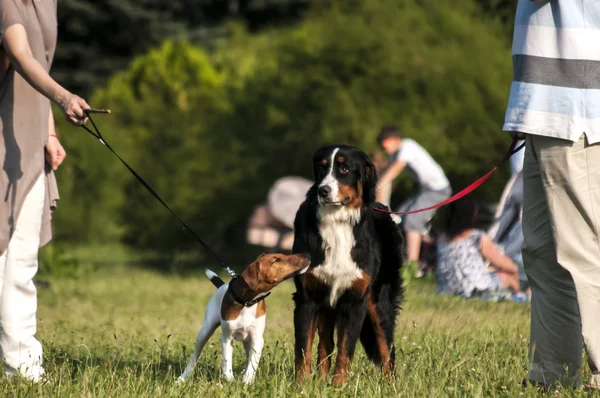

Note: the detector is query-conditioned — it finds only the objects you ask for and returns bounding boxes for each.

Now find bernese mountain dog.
[292,145,404,385]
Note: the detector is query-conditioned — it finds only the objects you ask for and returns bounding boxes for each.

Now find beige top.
[0,0,59,253]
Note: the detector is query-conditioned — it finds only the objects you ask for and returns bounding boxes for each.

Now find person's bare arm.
[48,108,56,138]
[376,160,406,202]
[378,159,406,186]
[481,233,518,274]
[1,24,89,125]
[45,109,66,170]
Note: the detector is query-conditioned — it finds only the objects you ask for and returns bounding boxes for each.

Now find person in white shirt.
[376,125,452,272]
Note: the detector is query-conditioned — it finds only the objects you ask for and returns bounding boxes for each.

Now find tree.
[53,0,310,97]
[53,0,515,263]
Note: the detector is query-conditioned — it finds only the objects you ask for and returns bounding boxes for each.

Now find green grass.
[0,264,594,397]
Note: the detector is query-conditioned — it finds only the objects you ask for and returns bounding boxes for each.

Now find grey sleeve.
[0,0,24,45]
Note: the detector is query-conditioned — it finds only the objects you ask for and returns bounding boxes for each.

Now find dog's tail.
[205,269,225,289]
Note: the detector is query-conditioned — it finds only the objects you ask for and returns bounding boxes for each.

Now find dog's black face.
[312,145,377,209]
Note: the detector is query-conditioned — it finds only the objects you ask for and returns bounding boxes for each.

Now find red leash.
[374,138,525,215]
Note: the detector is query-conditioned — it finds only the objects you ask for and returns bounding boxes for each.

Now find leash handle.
[374,137,525,215]
[80,114,237,277]
[84,108,111,114]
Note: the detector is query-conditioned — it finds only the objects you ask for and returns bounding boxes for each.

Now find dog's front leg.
[332,300,368,386]
[294,298,317,380]
[242,335,264,384]
[221,334,235,382]
[316,309,335,378]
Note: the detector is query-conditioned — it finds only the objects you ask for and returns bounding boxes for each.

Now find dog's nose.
[318,185,331,198]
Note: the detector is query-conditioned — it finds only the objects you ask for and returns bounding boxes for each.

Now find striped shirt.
[503,1,600,144]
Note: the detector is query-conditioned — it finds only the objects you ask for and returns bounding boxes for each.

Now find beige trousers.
[523,134,600,387]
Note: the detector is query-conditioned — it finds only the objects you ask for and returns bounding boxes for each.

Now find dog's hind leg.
[359,313,380,363]
[178,312,220,383]
[366,295,393,374]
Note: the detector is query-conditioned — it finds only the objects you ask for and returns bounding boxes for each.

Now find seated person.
[488,170,529,293]
[376,125,452,272]
[247,176,312,252]
[510,139,525,176]
[436,196,525,299]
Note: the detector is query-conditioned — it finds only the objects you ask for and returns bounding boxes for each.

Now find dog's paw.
[223,372,235,382]
[175,376,186,386]
[242,374,255,384]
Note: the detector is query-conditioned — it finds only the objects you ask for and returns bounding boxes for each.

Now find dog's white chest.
[222,307,265,342]
[313,207,362,307]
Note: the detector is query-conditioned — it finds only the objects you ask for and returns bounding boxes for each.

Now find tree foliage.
[53,0,514,261]
[53,0,310,96]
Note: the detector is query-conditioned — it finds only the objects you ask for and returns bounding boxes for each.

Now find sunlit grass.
[0,263,592,397]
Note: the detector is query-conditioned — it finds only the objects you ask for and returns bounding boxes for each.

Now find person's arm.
[48,108,56,138]
[376,159,406,203]
[378,159,406,186]
[1,24,89,125]
[45,109,66,170]
[481,233,518,274]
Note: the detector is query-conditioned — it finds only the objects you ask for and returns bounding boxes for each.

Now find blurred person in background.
[1,0,90,381]
[435,196,525,300]
[376,125,451,277]
[488,170,529,294]
[247,176,312,252]
[370,151,391,207]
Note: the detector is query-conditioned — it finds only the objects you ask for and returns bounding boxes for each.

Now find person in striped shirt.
[503,0,600,390]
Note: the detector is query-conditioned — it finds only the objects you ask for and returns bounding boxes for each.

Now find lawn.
[0,260,593,397]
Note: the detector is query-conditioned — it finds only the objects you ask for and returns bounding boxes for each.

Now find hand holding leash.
[60,94,92,125]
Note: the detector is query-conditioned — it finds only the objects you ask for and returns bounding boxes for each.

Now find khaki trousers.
[523,134,600,387]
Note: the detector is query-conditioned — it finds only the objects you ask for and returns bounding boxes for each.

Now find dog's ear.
[362,158,378,205]
[242,260,261,291]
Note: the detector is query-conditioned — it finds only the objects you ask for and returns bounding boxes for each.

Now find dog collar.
[229,276,271,307]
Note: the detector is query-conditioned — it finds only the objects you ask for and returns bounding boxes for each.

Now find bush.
[52,0,514,263]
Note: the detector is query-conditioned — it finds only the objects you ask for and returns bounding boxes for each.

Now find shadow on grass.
[52,242,273,277]
[47,349,222,383]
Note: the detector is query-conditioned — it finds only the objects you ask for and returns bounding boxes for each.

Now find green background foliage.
[51,0,515,262]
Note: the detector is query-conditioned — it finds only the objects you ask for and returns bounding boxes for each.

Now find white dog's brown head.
[241,253,311,294]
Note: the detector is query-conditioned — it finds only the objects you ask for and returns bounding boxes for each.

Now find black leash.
[80,110,237,277]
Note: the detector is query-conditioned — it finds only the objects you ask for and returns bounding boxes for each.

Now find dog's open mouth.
[319,200,343,206]
[282,263,311,281]
[319,197,350,206]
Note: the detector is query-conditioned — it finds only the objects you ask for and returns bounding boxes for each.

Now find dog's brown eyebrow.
[321,159,328,166]
[337,156,345,163]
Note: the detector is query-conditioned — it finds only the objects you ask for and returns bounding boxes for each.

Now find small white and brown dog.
[178,252,311,384]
